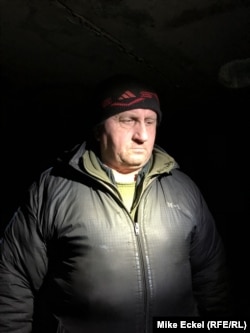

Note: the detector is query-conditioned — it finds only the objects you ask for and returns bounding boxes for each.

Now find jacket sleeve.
[0,181,48,332]
[190,188,232,316]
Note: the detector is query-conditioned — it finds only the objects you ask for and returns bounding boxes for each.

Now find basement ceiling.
[1,0,250,96]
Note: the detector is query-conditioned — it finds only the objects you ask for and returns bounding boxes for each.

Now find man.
[0,75,230,332]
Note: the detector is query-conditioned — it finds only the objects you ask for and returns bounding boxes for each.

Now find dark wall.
[1,83,249,316]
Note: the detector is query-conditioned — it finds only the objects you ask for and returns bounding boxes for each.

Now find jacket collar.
[72,142,178,184]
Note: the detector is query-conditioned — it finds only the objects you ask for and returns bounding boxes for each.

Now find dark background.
[1,0,250,317]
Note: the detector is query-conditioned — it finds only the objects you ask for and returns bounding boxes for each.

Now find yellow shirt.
[116,182,136,212]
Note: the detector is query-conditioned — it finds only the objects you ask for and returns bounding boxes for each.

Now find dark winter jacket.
[0,142,230,332]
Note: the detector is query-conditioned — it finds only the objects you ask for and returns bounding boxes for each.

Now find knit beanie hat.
[91,74,162,126]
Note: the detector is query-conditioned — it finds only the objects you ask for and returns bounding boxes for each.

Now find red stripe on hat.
[125,90,136,98]
[110,97,145,107]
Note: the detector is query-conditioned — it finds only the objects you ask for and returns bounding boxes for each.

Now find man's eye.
[145,119,157,125]
[119,118,134,123]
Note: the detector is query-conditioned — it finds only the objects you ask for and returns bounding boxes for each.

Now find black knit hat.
[91,74,162,126]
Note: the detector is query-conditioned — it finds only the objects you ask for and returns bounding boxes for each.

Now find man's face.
[98,109,157,173]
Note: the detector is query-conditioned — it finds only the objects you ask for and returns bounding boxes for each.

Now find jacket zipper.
[134,221,140,235]
[100,182,152,332]
[134,221,149,333]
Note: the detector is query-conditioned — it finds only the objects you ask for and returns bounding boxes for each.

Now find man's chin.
[125,157,148,168]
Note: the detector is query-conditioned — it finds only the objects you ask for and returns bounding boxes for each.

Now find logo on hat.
[101,90,159,109]
[118,90,136,100]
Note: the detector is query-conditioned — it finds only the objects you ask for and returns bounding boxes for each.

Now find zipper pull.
[134,222,139,235]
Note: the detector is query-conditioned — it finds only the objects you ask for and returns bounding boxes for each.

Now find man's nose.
[133,122,148,142]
